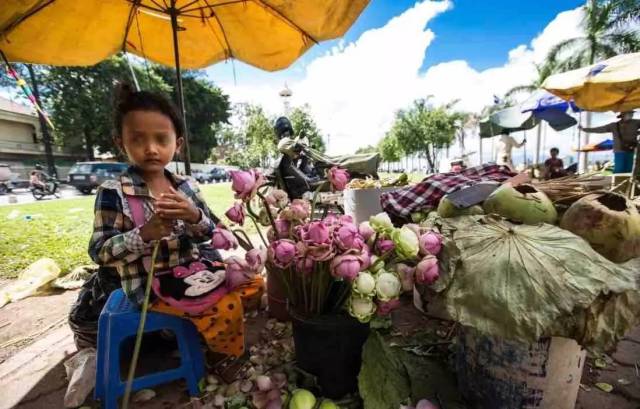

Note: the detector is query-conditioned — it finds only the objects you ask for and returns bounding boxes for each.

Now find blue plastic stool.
[94,289,205,409]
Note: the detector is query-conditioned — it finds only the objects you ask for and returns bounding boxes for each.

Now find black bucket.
[291,311,370,399]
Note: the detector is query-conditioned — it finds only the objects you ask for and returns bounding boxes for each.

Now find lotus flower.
[369,254,384,273]
[356,244,371,270]
[339,215,354,224]
[246,247,267,272]
[405,223,422,237]
[370,212,393,234]
[306,242,335,261]
[265,189,289,209]
[211,228,238,250]
[416,400,439,409]
[348,295,376,322]
[377,298,401,316]
[415,255,439,285]
[328,167,349,191]
[376,238,395,255]
[225,202,245,225]
[358,221,375,241]
[268,240,297,268]
[289,389,316,409]
[281,199,311,221]
[230,169,262,201]
[267,219,291,242]
[307,221,330,244]
[354,271,376,296]
[376,272,402,301]
[322,213,340,228]
[392,226,420,259]
[396,263,416,292]
[335,222,360,250]
[330,254,362,281]
[225,256,253,289]
[419,231,442,256]
[295,255,315,275]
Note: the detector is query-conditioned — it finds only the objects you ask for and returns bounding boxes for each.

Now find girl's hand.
[155,188,201,224]
[140,214,174,242]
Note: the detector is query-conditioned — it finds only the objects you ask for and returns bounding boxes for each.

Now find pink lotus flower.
[295,255,315,275]
[306,242,335,261]
[268,240,297,269]
[415,255,439,285]
[376,298,401,316]
[322,213,340,228]
[328,167,350,191]
[211,228,238,250]
[358,221,375,242]
[419,231,443,256]
[246,247,267,272]
[355,245,371,270]
[225,256,253,289]
[307,221,330,244]
[405,223,422,237]
[265,189,289,209]
[396,263,416,292]
[230,169,263,201]
[330,254,362,281]
[335,222,360,250]
[225,202,245,225]
[376,238,395,255]
[267,219,291,242]
[339,215,354,224]
[281,199,311,221]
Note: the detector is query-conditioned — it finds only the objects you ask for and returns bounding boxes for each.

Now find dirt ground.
[1,290,640,409]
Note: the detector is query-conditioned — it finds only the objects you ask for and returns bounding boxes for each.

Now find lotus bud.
[328,166,350,191]
[246,247,268,273]
[256,375,273,392]
[376,238,395,255]
[268,240,297,268]
[411,211,428,223]
[230,170,262,201]
[405,223,422,237]
[330,254,362,281]
[225,202,245,225]
[339,215,354,224]
[348,295,376,322]
[267,219,291,242]
[376,271,402,301]
[396,263,416,292]
[416,399,439,409]
[377,298,401,316]
[307,221,330,244]
[415,255,439,285]
[289,389,317,409]
[225,256,252,289]
[295,255,315,275]
[266,398,283,409]
[359,221,375,241]
[322,213,340,228]
[354,271,376,296]
[281,199,311,221]
[370,212,393,234]
[419,231,442,256]
[391,226,420,259]
[335,222,359,250]
[265,188,289,209]
[258,205,278,227]
[211,228,238,250]
[318,399,339,409]
[369,254,384,274]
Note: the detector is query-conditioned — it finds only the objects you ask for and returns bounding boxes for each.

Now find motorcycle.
[30,176,60,200]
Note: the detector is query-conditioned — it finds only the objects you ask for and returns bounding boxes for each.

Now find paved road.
[0,185,89,206]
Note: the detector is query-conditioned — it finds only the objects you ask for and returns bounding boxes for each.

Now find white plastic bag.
[0,258,61,308]
[64,348,97,408]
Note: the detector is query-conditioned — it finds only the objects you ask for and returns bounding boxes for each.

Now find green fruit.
[319,399,339,409]
[483,184,557,225]
[437,196,484,218]
[289,389,316,409]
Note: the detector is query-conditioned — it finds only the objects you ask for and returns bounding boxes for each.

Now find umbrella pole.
[170,4,192,176]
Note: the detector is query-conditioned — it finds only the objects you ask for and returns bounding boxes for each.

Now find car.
[191,169,208,184]
[67,161,129,194]
[208,167,230,183]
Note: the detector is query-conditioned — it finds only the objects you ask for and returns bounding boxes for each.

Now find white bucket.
[344,187,397,224]
[455,327,585,409]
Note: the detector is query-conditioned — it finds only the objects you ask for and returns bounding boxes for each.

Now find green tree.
[356,145,377,154]
[390,99,458,172]
[505,60,559,98]
[222,104,276,169]
[378,134,403,172]
[152,67,231,163]
[288,105,326,152]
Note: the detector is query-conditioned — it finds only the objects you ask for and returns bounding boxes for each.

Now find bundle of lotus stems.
[532,173,609,204]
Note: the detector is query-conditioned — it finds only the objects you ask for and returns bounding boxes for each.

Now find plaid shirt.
[88,166,220,305]
[380,164,515,219]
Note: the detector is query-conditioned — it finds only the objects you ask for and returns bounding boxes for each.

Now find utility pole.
[26,64,56,178]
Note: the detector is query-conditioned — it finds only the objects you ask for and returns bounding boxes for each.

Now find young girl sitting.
[89,83,262,371]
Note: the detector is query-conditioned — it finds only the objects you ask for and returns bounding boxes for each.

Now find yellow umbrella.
[0,0,369,172]
[542,52,640,112]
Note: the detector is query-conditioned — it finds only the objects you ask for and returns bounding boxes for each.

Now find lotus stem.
[246,215,268,247]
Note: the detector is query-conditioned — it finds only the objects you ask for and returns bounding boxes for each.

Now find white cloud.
[217,1,588,161]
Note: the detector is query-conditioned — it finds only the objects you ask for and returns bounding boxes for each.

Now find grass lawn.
[0,183,239,279]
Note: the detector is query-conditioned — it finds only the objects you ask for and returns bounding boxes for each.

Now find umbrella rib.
[252,0,318,44]
[148,0,168,10]
[204,0,235,60]
[0,0,56,38]
[180,1,249,14]
[121,1,141,52]
[124,0,166,14]
[178,0,202,11]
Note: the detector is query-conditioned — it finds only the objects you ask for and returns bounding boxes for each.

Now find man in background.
[580,111,640,173]
[544,147,565,179]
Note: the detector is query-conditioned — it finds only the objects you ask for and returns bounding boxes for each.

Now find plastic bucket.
[291,311,370,399]
[455,327,585,409]
[266,268,289,321]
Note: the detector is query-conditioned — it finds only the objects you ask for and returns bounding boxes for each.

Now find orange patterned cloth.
[150,277,264,357]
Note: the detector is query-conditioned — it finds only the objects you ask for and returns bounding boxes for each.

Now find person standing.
[580,111,640,173]
[543,148,565,179]
[495,132,526,170]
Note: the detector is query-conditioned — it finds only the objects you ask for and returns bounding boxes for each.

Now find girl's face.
[118,110,183,173]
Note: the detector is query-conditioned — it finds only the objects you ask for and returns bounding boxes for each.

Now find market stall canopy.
[0,0,369,70]
[575,139,613,152]
[542,52,640,112]
[479,106,539,138]
[520,90,579,132]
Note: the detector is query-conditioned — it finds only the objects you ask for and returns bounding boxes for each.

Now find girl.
[89,83,261,373]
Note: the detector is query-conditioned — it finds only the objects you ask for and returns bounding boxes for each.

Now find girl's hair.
[113,82,185,138]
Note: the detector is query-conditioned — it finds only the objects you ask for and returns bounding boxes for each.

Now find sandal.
[212,352,251,384]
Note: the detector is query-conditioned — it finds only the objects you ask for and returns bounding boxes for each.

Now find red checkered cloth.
[380,164,515,219]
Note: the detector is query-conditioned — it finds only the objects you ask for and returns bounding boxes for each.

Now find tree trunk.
[84,128,94,161]
[425,146,435,173]
[26,65,56,177]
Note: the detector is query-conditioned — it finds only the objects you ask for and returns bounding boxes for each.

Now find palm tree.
[546,0,640,171]
[505,60,559,99]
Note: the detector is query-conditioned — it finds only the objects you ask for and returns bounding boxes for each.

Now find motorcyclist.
[30,164,56,194]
